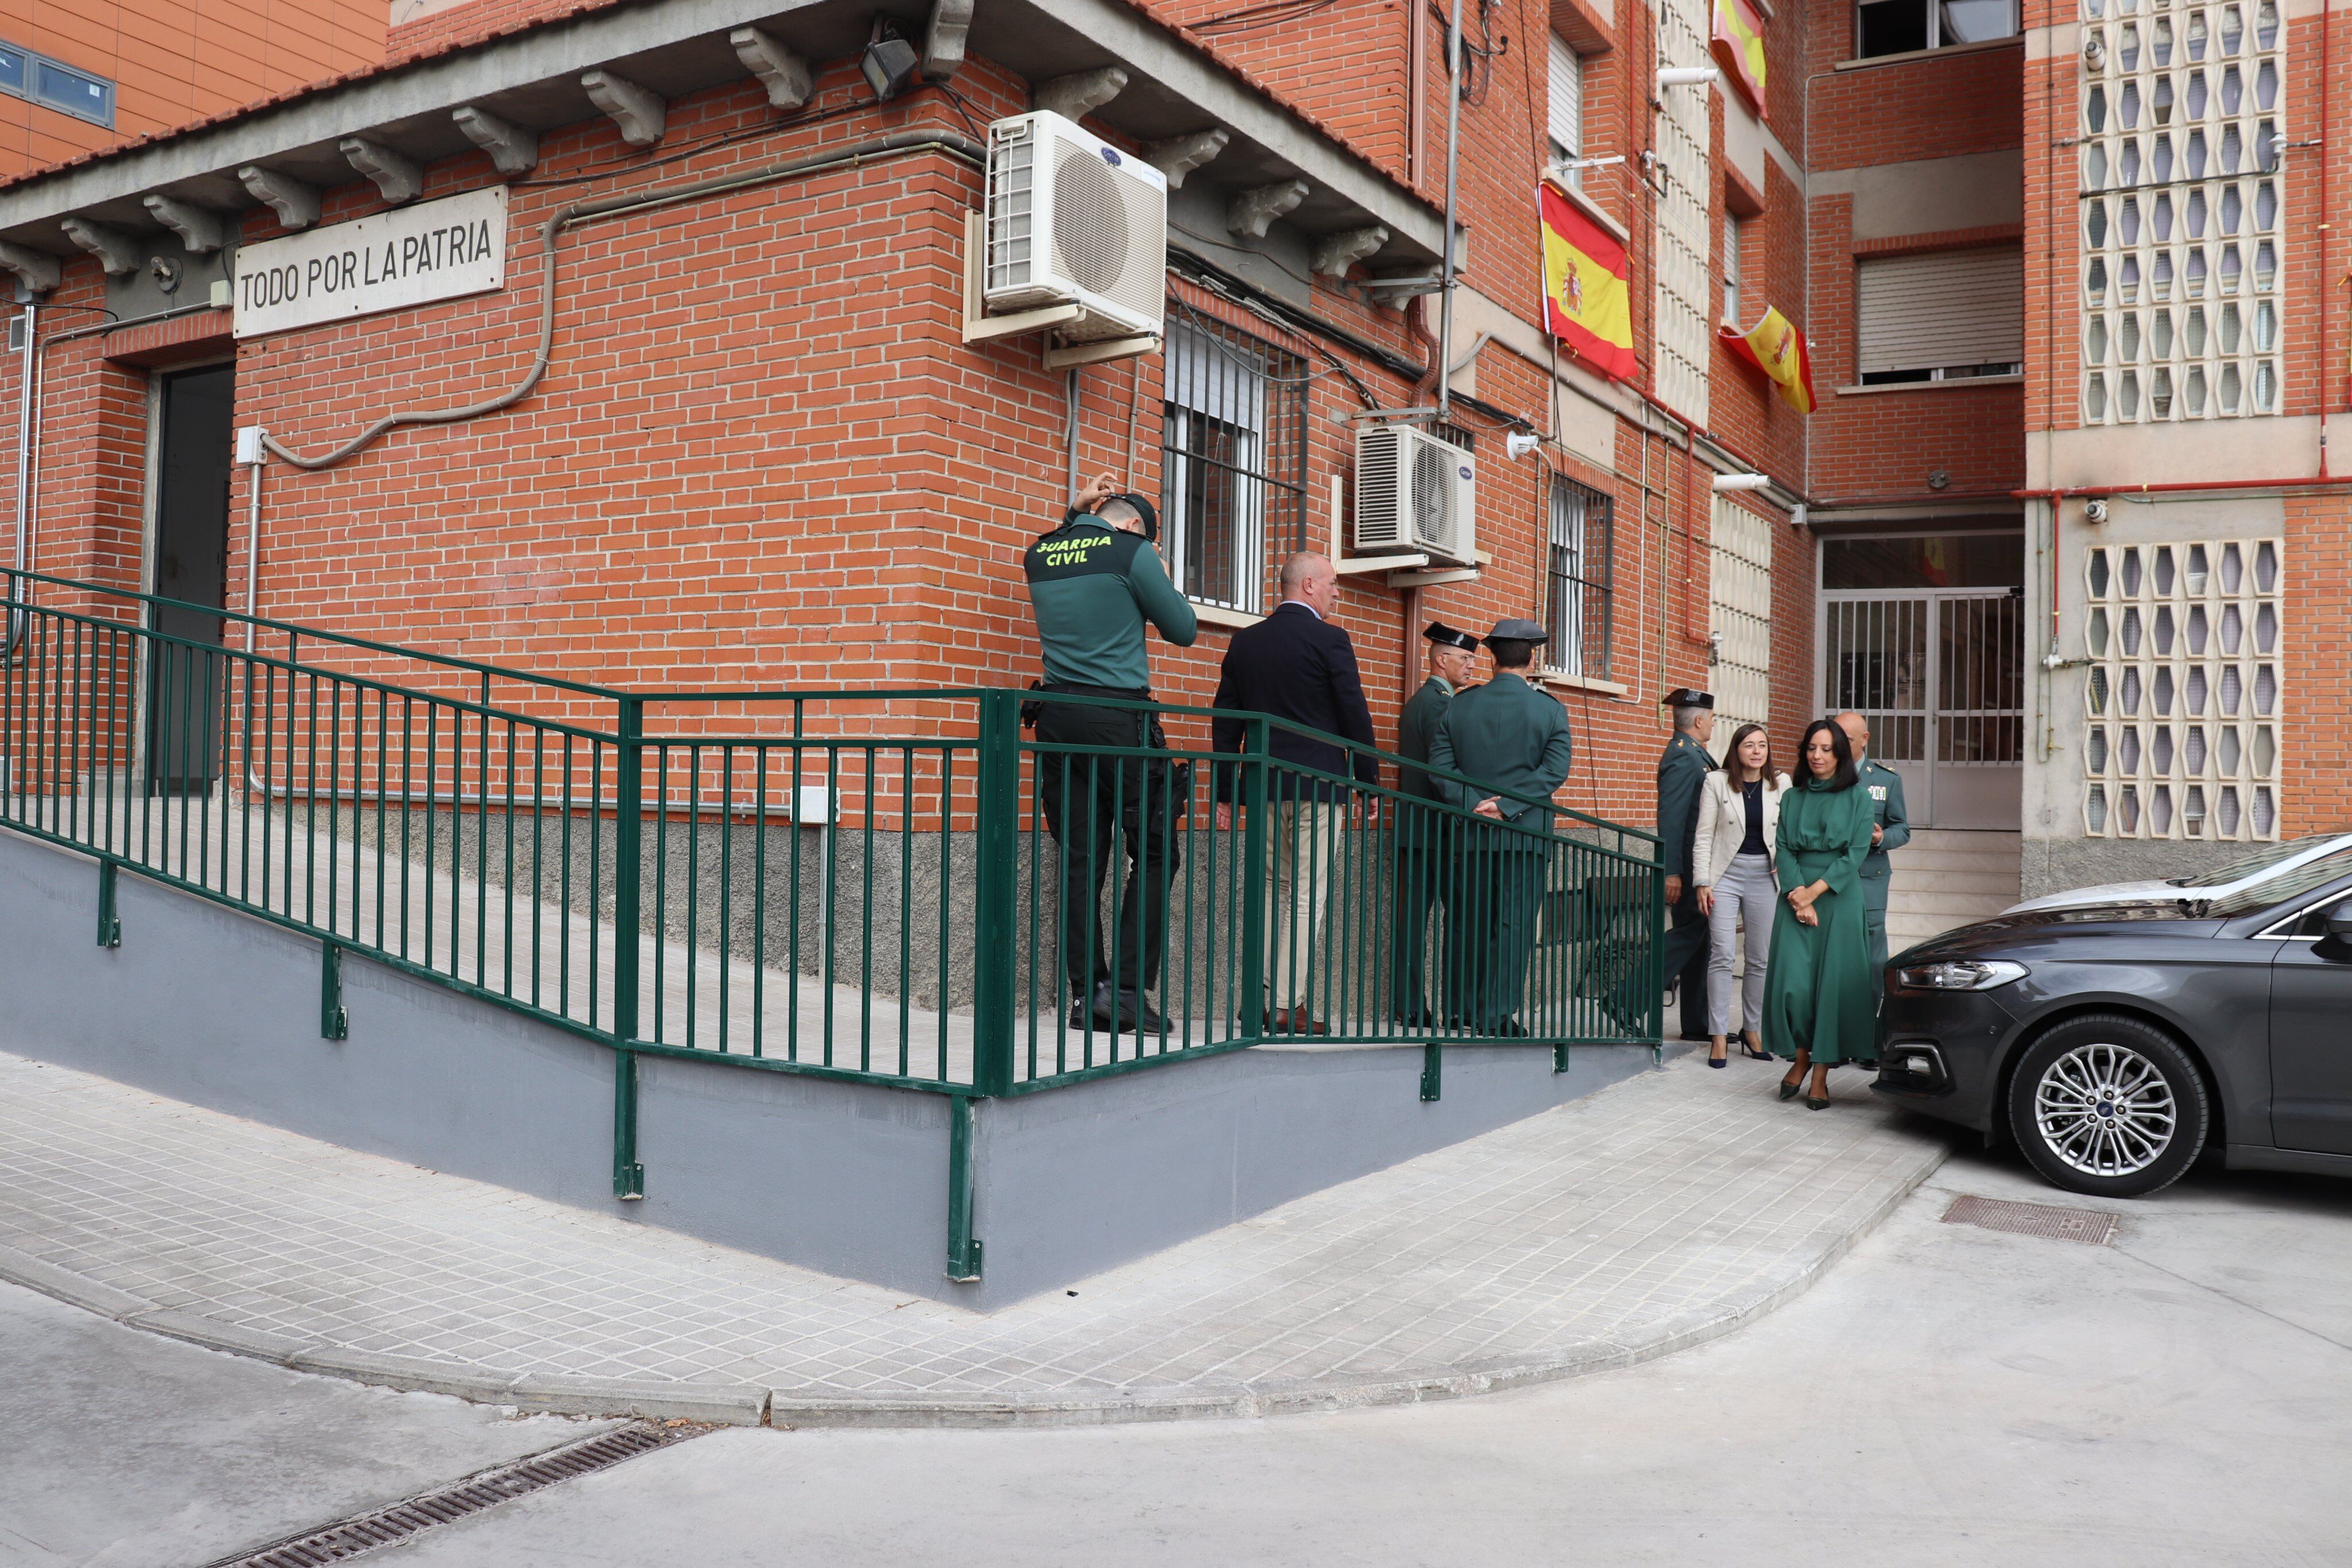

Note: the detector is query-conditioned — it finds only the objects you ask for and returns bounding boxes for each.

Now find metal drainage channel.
[201,1422,702,1567]
[1941,1194,2122,1248]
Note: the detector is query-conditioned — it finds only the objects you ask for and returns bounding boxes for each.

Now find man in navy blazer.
[1211,553,1380,1033]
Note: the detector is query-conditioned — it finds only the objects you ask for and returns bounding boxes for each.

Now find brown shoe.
[1270,1007,1328,1035]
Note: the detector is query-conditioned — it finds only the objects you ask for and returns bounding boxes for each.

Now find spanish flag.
[1711,0,1768,115]
[1719,307,1818,415]
[1540,184,1636,382]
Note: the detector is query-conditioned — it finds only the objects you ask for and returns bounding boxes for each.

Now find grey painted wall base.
[2019,831,2259,902]
[0,830,1659,1309]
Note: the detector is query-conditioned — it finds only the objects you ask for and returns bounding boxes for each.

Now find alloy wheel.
[2032,1040,2179,1178]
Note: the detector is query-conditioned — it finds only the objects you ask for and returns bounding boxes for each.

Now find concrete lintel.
[1228,177,1309,239]
[582,69,666,147]
[920,0,975,79]
[452,105,540,175]
[59,217,142,276]
[238,165,322,230]
[141,194,230,253]
[730,26,815,109]
[341,137,424,203]
[1313,224,1387,277]
[1145,127,1228,189]
[1034,66,1128,122]
[0,239,61,293]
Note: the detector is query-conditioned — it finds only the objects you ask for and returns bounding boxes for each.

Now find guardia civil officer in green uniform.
[1655,688,1717,1042]
[1390,621,1481,1025]
[1023,473,1198,1034]
[1835,710,1911,986]
[1428,620,1573,1036]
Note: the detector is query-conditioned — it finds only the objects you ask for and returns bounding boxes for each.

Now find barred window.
[1161,316,1310,615]
[1545,475,1614,680]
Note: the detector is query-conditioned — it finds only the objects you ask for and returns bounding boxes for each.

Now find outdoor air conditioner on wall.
[1355,424,1476,564]
[983,111,1167,343]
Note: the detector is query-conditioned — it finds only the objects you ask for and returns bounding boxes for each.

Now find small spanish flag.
[1540,184,1637,382]
[1719,307,1818,415]
[1711,0,1768,115]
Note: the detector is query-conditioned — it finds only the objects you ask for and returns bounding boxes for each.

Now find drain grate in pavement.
[1941,1194,2119,1246]
[203,1422,702,1568]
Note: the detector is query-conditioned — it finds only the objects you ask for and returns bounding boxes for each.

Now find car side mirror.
[2327,899,2352,941]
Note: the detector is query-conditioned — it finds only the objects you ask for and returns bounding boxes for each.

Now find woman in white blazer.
[1692,723,1791,1067]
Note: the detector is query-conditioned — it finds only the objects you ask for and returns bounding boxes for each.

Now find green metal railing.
[0,569,1664,1273]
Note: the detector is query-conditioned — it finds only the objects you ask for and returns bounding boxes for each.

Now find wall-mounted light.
[1657,66,1721,88]
[1711,472,1771,492]
[1506,431,1541,460]
[860,18,919,102]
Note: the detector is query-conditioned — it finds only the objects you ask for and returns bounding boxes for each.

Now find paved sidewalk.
[0,1048,1952,1427]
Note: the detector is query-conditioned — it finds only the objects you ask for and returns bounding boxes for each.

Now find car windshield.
[2204,845,2352,918]
[2167,834,2334,888]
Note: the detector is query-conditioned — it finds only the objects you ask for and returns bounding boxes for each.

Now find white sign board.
[233,187,507,339]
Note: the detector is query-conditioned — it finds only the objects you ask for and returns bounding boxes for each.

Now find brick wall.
[2,0,386,177]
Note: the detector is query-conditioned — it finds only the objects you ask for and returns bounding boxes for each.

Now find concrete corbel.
[0,241,61,295]
[59,218,142,277]
[920,0,974,79]
[1034,67,1127,122]
[452,106,539,176]
[341,137,424,204]
[1313,225,1388,278]
[238,166,321,230]
[730,28,814,110]
[1144,129,1228,189]
[1227,179,1309,239]
[582,69,666,148]
[141,195,230,253]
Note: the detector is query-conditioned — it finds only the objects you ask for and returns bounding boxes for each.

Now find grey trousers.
[1706,850,1777,1039]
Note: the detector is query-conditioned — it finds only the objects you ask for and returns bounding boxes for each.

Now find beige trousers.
[1265,800,1341,1009]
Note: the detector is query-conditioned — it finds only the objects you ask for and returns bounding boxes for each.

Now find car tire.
[2005,1013,2209,1199]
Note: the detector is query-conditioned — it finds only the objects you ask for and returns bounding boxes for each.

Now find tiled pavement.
[0,1047,1954,1427]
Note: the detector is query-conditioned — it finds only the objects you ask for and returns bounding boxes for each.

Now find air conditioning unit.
[1355,424,1476,563]
[984,111,1167,343]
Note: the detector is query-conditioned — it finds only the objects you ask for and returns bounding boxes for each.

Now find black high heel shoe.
[1738,1032,1771,1061]
[1778,1073,1803,1101]
[1708,1039,1728,1068]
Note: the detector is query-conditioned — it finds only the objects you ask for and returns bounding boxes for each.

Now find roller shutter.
[1548,34,1581,157]
[1856,247,2025,375]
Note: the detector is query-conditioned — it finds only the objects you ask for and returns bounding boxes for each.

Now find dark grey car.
[1874,842,2352,1198]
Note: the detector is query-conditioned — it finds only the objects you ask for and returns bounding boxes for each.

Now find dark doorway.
[145,363,234,796]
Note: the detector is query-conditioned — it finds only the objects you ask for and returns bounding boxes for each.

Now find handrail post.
[611,694,647,1198]
[970,690,1018,1098]
[1238,715,1269,1040]
[1648,833,1666,1064]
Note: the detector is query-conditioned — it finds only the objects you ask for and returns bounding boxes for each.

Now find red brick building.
[2,0,389,177]
[0,0,2343,903]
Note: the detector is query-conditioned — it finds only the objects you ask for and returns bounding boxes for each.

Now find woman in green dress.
[1763,719,1879,1109]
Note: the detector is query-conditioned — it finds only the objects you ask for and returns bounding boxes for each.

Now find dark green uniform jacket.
[1428,672,1574,826]
[1856,759,1910,904]
[1021,516,1198,688]
[1655,731,1715,880]
[1395,675,1456,845]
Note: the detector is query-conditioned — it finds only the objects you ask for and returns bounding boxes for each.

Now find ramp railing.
[0,570,1662,1273]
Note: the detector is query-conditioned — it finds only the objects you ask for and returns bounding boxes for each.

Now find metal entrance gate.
[1821,590,2024,829]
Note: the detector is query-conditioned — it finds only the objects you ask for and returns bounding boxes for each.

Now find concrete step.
[1887,868,2018,897]
[1892,847,2024,874]
[1902,829,2022,847]
[1888,893,2017,920]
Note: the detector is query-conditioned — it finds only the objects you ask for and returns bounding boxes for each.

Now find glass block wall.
[1652,0,1712,425]
[2082,537,2281,840]
[2078,0,2284,423]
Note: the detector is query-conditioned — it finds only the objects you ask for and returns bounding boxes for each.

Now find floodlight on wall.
[1657,66,1720,88]
[861,18,919,101]
[1505,431,1541,460]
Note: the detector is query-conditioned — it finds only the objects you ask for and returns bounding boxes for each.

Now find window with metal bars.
[1545,475,1614,680]
[1160,316,1311,615]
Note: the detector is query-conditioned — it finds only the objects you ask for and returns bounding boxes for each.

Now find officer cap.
[1422,621,1480,652]
[1112,492,1159,543]
[1487,617,1548,643]
[1660,688,1715,709]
